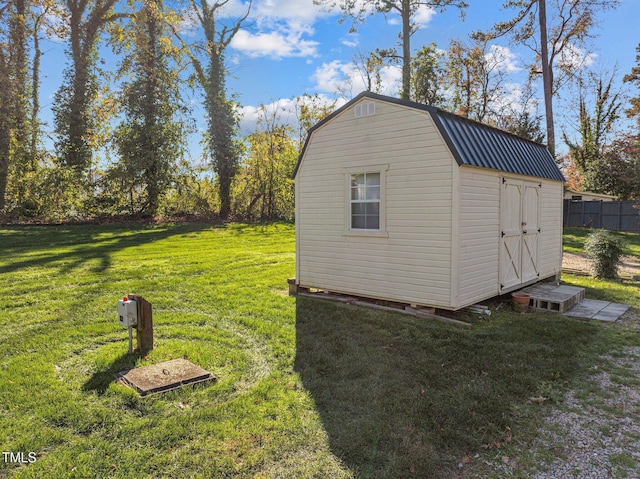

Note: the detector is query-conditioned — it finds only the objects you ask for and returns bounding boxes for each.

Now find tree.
[29,0,54,168]
[0,0,33,211]
[493,83,546,142]
[295,93,338,146]
[8,0,30,203]
[410,42,445,105]
[442,34,520,124]
[583,138,640,200]
[444,36,494,121]
[113,0,189,217]
[563,70,622,191]
[0,45,9,212]
[171,0,251,219]
[315,0,467,100]
[559,153,582,190]
[53,0,128,175]
[352,49,391,95]
[492,0,620,157]
[235,107,298,220]
[623,43,640,130]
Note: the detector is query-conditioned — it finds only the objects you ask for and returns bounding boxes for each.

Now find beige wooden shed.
[294,92,565,310]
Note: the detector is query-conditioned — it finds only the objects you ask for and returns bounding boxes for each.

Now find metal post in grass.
[128,294,153,354]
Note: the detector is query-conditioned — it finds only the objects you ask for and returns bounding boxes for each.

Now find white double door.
[500,178,541,292]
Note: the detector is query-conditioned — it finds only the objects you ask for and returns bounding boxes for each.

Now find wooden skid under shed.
[295,290,472,328]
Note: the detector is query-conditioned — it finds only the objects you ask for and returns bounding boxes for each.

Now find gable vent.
[354,101,375,118]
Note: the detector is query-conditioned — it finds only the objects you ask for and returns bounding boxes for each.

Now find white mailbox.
[118,298,138,327]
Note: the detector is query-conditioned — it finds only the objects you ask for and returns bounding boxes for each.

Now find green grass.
[563,227,640,257]
[0,224,638,478]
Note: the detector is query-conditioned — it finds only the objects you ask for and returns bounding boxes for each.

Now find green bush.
[584,230,627,279]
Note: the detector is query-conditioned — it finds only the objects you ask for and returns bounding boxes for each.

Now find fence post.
[128,294,153,354]
[618,201,622,232]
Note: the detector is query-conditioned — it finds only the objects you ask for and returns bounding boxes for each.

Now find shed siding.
[456,167,501,307]
[539,179,564,278]
[296,99,454,307]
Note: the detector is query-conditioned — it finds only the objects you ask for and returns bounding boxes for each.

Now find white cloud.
[230,0,328,59]
[238,99,296,135]
[174,1,252,37]
[492,82,526,114]
[231,28,320,59]
[341,33,359,48]
[216,0,253,18]
[311,60,401,97]
[557,44,597,71]
[388,5,435,28]
[251,0,328,25]
[485,45,522,73]
[413,5,437,27]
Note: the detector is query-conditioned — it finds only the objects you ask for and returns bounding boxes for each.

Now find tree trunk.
[10,0,29,203]
[401,0,411,100]
[31,13,42,169]
[0,52,9,211]
[206,49,236,219]
[538,0,555,156]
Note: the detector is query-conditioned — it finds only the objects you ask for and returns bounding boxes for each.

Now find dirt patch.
[563,252,640,277]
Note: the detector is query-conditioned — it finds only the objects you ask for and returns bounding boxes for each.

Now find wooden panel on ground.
[115,358,216,396]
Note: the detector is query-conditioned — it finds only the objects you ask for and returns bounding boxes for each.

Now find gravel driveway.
[563,252,640,278]
[530,341,640,478]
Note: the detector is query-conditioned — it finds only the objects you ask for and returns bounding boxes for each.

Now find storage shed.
[294,92,565,310]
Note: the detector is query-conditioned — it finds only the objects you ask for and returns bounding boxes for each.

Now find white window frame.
[343,164,389,237]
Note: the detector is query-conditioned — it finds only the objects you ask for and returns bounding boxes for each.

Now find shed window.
[351,173,380,229]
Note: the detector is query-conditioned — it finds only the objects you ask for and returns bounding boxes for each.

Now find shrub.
[584,230,627,279]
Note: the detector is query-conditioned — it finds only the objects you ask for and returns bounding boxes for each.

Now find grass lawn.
[563,227,640,257]
[0,223,638,478]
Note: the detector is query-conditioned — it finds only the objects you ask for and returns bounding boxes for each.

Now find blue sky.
[38,0,640,162]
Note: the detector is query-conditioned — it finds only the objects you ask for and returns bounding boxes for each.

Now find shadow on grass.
[0,223,211,275]
[294,296,601,479]
[83,352,141,395]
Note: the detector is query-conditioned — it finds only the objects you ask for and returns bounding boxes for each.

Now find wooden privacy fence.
[563,200,640,232]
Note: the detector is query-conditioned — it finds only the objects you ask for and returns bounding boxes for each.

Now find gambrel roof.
[295,92,565,182]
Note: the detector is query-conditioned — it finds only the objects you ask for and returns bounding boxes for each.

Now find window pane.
[350,172,382,230]
[365,186,380,200]
[352,215,366,229]
[351,203,365,215]
[366,215,380,229]
[365,202,379,215]
[365,173,380,186]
